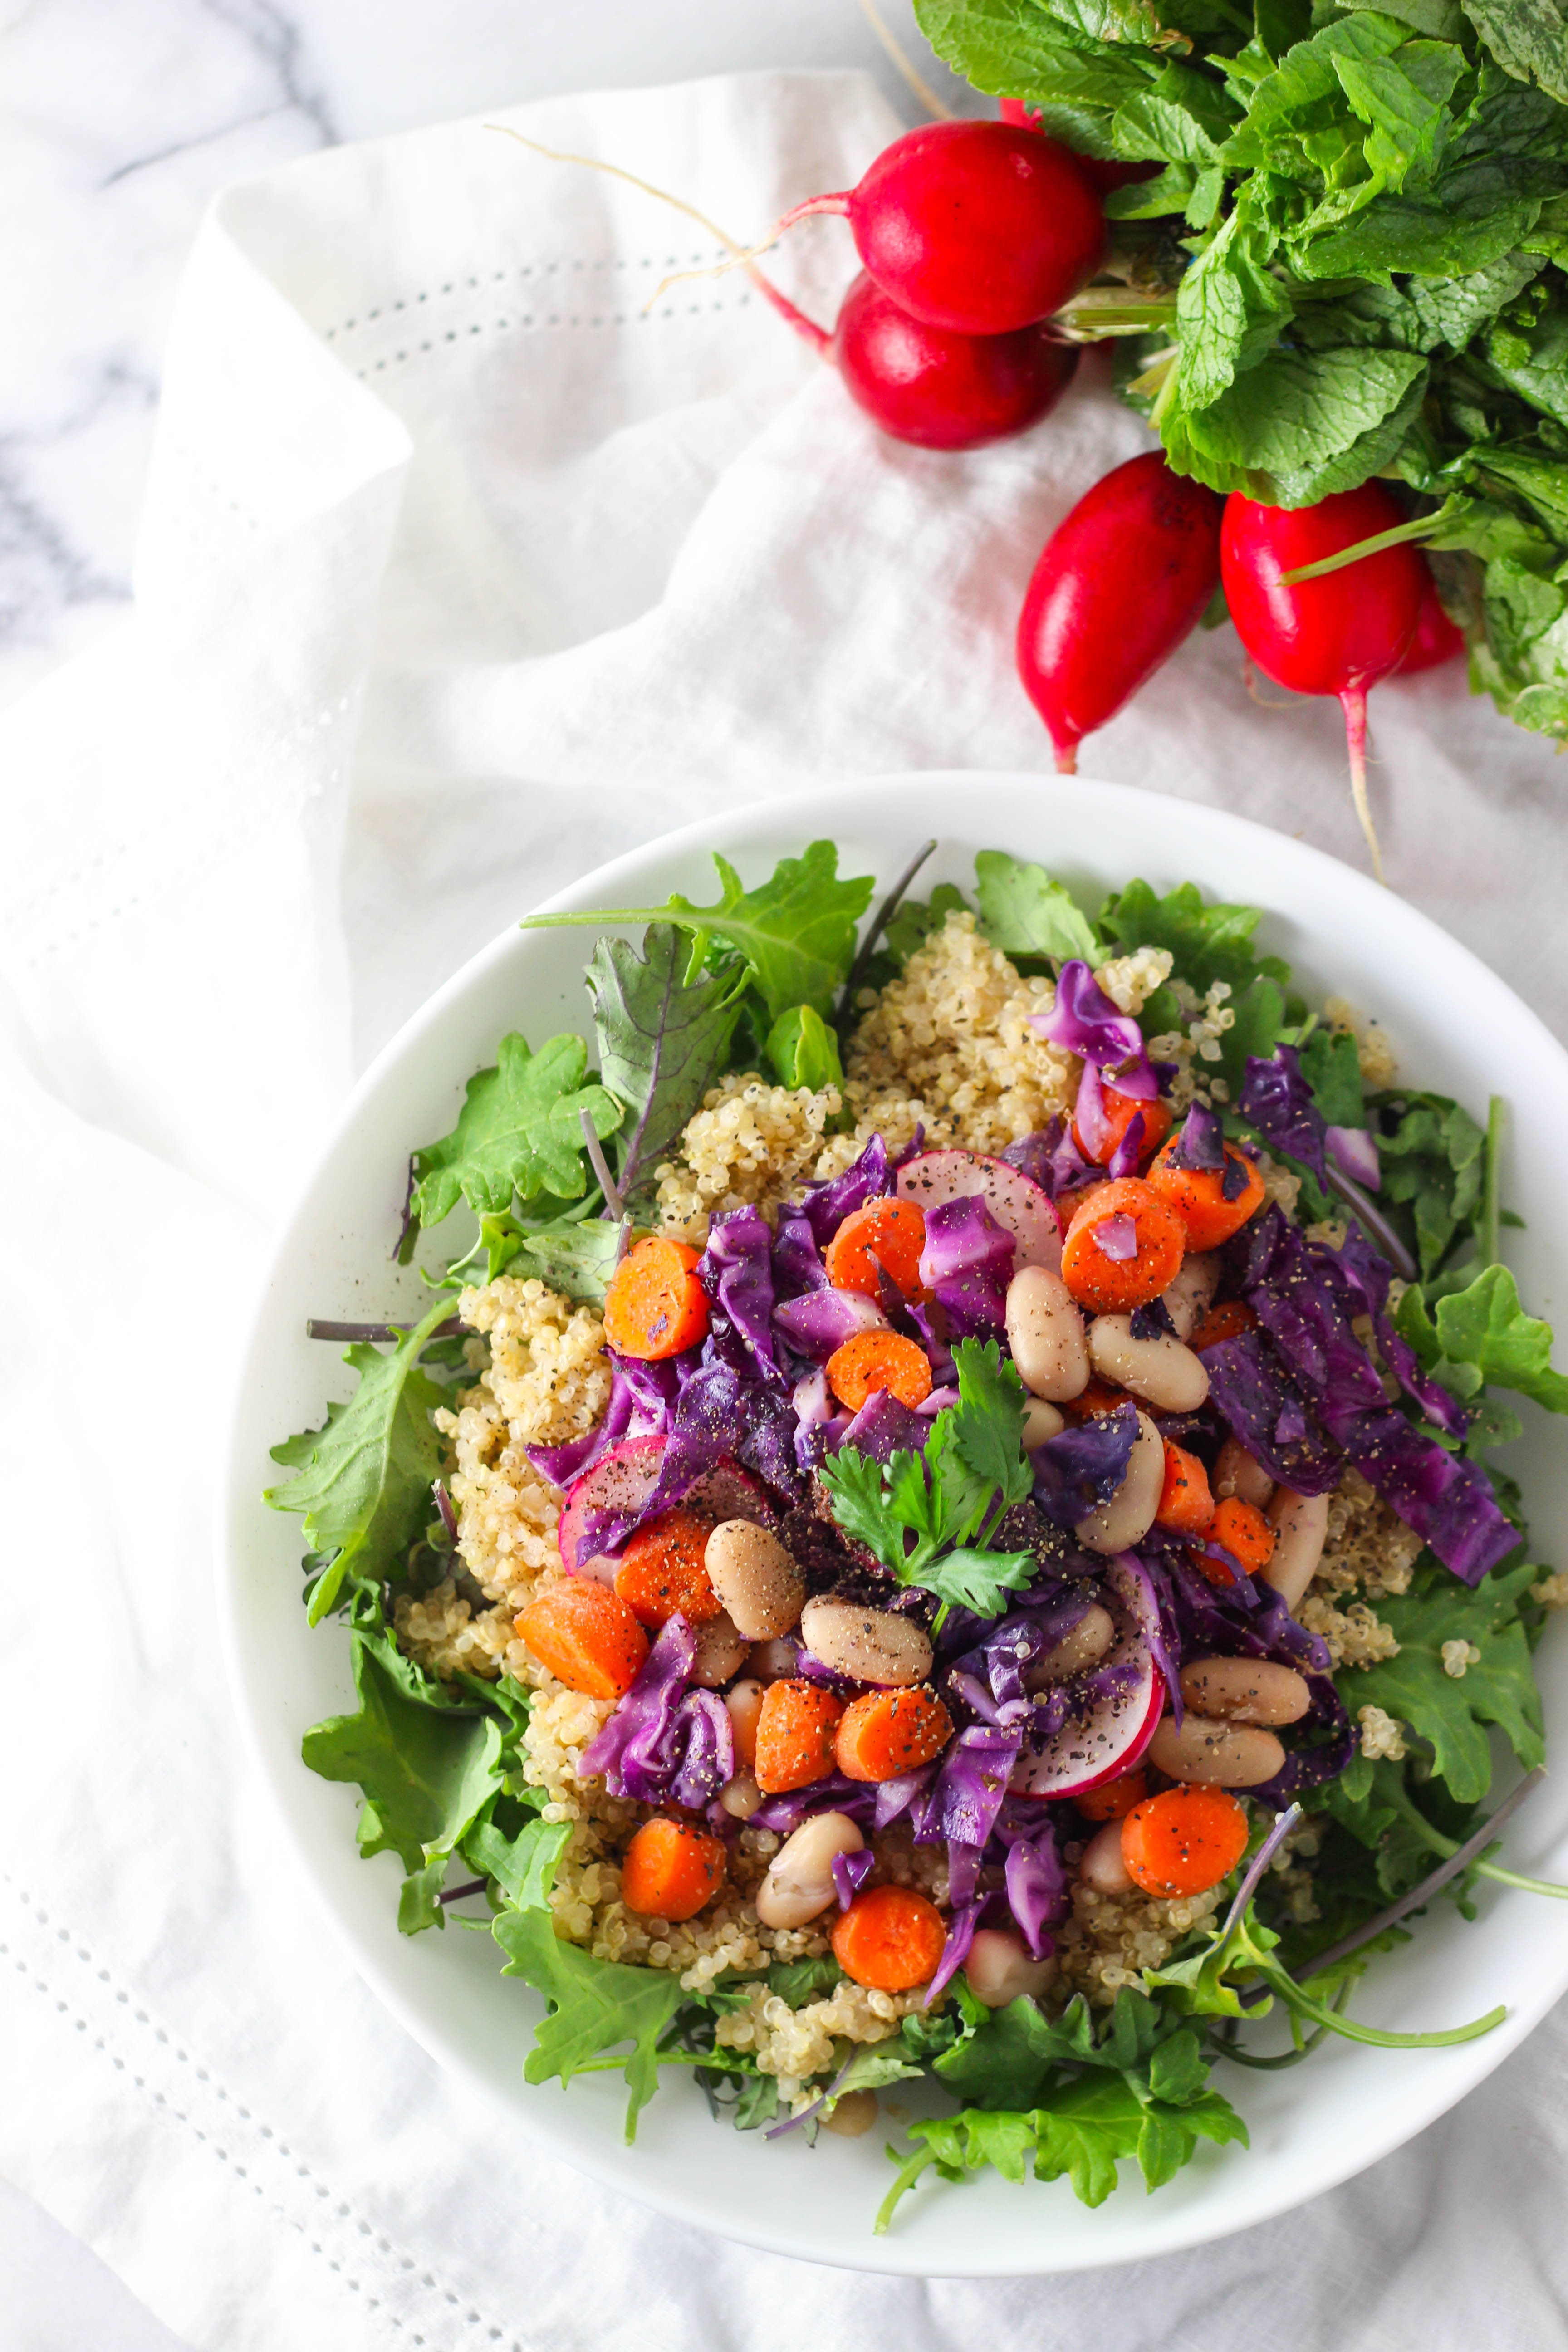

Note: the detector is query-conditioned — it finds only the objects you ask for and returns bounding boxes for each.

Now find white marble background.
[0,9,961,2337]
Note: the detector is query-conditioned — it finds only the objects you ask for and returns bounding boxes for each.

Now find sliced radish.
[1007,1554,1162,1799]
[897,1148,1062,1273]
[558,1434,665,1582]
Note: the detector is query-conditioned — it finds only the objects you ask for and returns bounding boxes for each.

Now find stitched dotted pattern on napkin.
[314,254,760,382]
[0,1873,525,2352]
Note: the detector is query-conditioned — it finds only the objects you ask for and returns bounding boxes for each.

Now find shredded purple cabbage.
[747,1775,877,1834]
[1092,1212,1138,1263]
[1031,1400,1138,1526]
[832,1847,875,1910]
[874,1767,935,1831]
[1001,1117,1093,1199]
[1004,1826,1070,1959]
[697,1207,779,1380]
[798,1130,922,1247]
[1107,1109,1148,1179]
[1202,1329,1343,1497]
[577,1616,735,1805]
[1073,1061,1113,1162]
[926,1898,985,2004]
[1167,1101,1225,1172]
[773,1288,888,1362]
[772,1206,829,1301]
[833,1386,935,1463]
[918,1194,1014,1333]
[1240,1046,1328,1186]
[912,1725,1022,1848]
[528,1370,637,1488]
[1031,962,1157,1095]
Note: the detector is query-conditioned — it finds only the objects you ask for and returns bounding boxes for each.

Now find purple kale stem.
[1326,1165,1416,1282]
[306,1317,462,1343]
[392,1154,418,1261]
[436,1877,487,1906]
[580,1105,626,1223]
[838,837,939,1020]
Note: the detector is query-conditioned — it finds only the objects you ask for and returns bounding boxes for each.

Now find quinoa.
[1357,1703,1408,1762]
[654,1074,842,1244]
[1147,976,1236,1112]
[1323,996,1399,1088]
[715,1977,923,2104]
[1055,1878,1225,2006]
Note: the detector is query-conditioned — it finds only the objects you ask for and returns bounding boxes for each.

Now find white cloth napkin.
[4,66,1568,2352]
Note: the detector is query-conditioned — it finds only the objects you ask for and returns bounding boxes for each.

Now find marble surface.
[0,10,955,2338]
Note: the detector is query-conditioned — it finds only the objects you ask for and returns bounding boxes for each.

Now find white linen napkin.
[3,66,1568,2352]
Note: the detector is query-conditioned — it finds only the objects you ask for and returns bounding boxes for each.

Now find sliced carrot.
[835,1686,954,1783]
[515,1578,649,1700]
[825,1197,926,1298]
[1191,1298,1258,1353]
[1147,1134,1267,1250]
[620,1818,727,1921]
[602,1235,709,1361]
[832,1884,947,1991]
[753,1680,844,1793]
[1062,1375,1133,1419]
[1208,1495,1276,1575]
[1072,1089,1173,1169]
[1121,1785,1249,1898]
[825,1328,934,1413]
[1060,1176,1186,1313]
[613,1506,720,1627]
[1075,1768,1148,1823]
[1156,1441,1215,1536]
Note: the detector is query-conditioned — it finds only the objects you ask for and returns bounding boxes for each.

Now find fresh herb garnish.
[402,1031,622,1247]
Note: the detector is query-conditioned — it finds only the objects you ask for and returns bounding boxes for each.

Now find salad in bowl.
[264,835,1568,2234]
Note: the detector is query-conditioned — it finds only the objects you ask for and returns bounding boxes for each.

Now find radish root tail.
[648,191,850,307]
[1054,744,1079,776]
[1340,685,1386,885]
[858,0,958,118]
[485,125,831,352]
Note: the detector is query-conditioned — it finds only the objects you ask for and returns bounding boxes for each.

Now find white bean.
[725,1678,766,1760]
[1161,1250,1221,1342]
[1022,1396,1065,1448]
[1075,1411,1165,1555]
[1079,1819,1135,1894]
[719,1771,763,1819]
[1025,1602,1115,1690]
[822,2091,879,2138]
[754,1811,864,1929]
[1180,1656,1311,1725]
[799,1597,932,1687]
[1088,1313,1210,1413]
[963,1927,1057,2007]
[1005,1264,1091,1401]
[1264,1488,1330,1611]
[748,1640,799,1681]
[1147,1715,1286,1788]
[688,1609,750,1688]
[704,1519,805,1640]
[1214,1437,1275,1511]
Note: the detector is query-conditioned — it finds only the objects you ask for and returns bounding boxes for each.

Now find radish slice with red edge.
[1007,1553,1163,1799]
[896,1147,1063,1274]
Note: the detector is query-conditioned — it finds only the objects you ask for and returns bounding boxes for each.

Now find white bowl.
[219,772,1568,2275]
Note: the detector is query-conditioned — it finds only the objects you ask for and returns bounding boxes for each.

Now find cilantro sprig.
[818,1339,1038,1624]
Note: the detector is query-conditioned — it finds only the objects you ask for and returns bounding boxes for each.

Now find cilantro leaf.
[920,1547,1037,1617]
[301,1630,505,1887]
[408,1032,622,1232]
[586,922,742,1205]
[1098,877,1289,995]
[1352,1554,1544,1803]
[495,1903,687,2141]
[973,851,1102,964]
[524,842,876,1022]
[765,1003,845,1092]
[944,1338,1036,1508]
[816,1446,902,1568]
[266,1298,451,1624]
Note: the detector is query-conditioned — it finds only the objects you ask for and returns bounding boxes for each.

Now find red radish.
[769,121,1105,336]
[1017,452,1224,772]
[1008,1556,1163,1798]
[1220,486,1426,882]
[1397,566,1465,674]
[559,1435,665,1583]
[896,1147,1062,1272]
[998,98,1161,194]
[828,270,1077,450]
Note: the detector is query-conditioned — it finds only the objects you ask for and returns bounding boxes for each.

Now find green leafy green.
[1413,1260,1568,1411]
[765,1003,846,1092]
[1099,877,1290,995]
[1352,1555,1544,1803]
[1377,1090,1487,1278]
[818,1339,1036,1620]
[973,850,1102,963]
[509,1215,622,1306]
[495,1904,690,2141]
[266,1298,451,1624]
[1465,0,1568,103]
[1298,1028,1365,1127]
[407,1032,622,1234]
[301,1630,508,1911]
[586,921,742,1204]
[524,842,876,1022]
